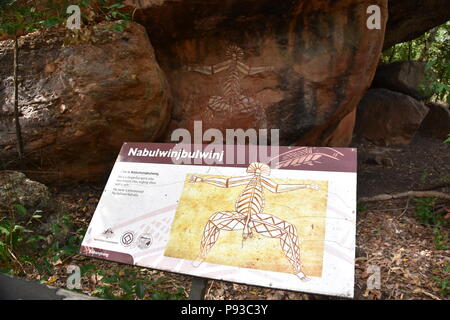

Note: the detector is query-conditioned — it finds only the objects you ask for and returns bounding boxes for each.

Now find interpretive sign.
[81,143,357,297]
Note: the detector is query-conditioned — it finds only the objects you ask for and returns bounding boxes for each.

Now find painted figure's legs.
[236,95,260,114]
[208,95,261,114]
[193,211,246,267]
[208,95,232,112]
[249,213,308,280]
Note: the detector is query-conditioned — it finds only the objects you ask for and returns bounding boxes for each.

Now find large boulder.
[383,0,450,49]
[0,22,171,183]
[0,171,53,215]
[419,103,450,139]
[354,88,429,146]
[371,61,431,100]
[133,0,387,146]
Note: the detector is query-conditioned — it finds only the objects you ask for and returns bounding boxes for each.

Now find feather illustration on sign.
[271,147,345,169]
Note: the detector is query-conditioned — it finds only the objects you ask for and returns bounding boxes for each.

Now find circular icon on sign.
[120,231,135,247]
[137,233,153,250]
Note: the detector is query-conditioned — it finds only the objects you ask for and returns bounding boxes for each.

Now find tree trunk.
[408,41,412,61]
[13,36,24,159]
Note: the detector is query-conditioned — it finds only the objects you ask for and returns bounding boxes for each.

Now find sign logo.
[120,231,135,247]
[137,233,153,249]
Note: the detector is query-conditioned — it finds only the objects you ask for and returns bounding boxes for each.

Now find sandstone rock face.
[354,89,429,146]
[0,22,170,183]
[419,103,450,139]
[135,0,387,146]
[0,171,52,215]
[372,61,431,99]
[383,0,450,49]
[0,1,390,183]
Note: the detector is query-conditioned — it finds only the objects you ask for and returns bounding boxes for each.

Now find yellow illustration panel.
[164,173,328,277]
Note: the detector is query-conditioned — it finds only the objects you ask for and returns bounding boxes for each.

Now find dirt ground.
[354,134,450,198]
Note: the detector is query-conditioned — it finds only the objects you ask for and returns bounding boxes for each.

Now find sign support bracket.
[188,277,208,300]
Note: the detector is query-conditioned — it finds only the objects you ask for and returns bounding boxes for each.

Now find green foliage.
[0,1,33,36]
[413,197,449,250]
[151,289,185,300]
[357,202,367,213]
[382,21,450,104]
[0,0,131,39]
[135,280,146,299]
[108,20,127,32]
[420,171,430,182]
[0,204,41,264]
[433,264,450,297]
[76,0,131,29]
[433,229,449,250]
[1,205,187,300]
[88,267,185,300]
[42,215,85,268]
[0,1,63,37]
[444,134,450,144]
[100,1,131,32]
[413,198,446,226]
[414,198,438,225]
[102,2,129,20]
[0,204,85,279]
[12,204,27,216]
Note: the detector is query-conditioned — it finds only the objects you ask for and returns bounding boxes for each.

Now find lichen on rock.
[0,171,53,215]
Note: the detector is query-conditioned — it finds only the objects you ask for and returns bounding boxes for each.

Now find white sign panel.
[81,143,357,297]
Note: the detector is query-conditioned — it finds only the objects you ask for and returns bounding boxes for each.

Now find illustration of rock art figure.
[189,162,320,281]
[186,44,274,115]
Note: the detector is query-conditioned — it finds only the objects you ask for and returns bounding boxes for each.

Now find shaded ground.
[355,134,450,198]
[355,199,449,300]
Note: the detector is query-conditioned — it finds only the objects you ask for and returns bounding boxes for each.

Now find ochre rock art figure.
[189,162,320,280]
[186,44,274,114]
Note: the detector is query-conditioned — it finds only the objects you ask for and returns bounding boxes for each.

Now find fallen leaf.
[51,258,62,266]
[47,275,58,284]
